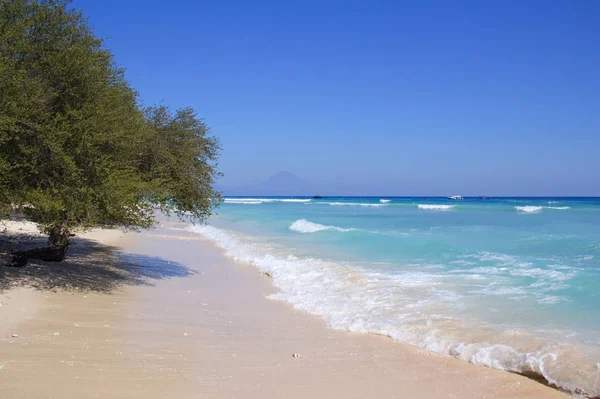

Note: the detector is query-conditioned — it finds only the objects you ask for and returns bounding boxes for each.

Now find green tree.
[0,0,221,258]
[141,106,221,223]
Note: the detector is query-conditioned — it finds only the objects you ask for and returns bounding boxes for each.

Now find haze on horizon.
[77,0,599,196]
[217,171,598,197]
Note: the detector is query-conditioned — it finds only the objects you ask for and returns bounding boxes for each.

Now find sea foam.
[289,219,356,233]
[186,224,600,396]
[224,198,311,204]
[418,204,455,210]
[326,202,387,207]
[515,206,570,213]
[515,206,543,213]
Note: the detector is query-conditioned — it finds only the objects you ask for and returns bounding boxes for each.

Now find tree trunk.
[48,225,71,249]
[8,227,71,267]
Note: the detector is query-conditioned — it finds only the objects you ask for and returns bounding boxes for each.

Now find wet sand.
[0,220,569,398]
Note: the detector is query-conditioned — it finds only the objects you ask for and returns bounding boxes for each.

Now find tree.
[141,106,221,223]
[0,0,221,260]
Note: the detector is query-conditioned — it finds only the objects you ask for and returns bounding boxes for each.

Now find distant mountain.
[218,171,319,196]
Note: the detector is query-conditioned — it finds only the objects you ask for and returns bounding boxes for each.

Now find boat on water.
[313,195,323,199]
[447,195,463,200]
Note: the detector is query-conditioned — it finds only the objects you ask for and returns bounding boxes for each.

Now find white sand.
[0,219,569,398]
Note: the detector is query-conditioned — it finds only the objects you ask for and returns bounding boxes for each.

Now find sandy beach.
[0,219,569,398]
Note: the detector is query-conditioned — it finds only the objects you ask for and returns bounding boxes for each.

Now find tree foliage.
[0,0,221,249]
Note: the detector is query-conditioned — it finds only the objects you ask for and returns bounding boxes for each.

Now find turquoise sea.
[188,197,600,396]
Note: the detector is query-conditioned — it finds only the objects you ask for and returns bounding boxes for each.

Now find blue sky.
[75,0,599,195]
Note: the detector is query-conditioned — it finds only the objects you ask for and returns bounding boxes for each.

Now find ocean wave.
[326,202,387,207]
[288,219,400,236]
[509,267,575,281]
[380,199,391,203]
[449,260,477,266]
[223,200,265,204]
[515,206,543,213]
[467,265,575,283]
[187,224,599,396]
[224,198,273,203]
[453,252,577,305]
[418,204,455,210]
[224,198,311,204]
[516,206,571,213]
[289,219,356,233]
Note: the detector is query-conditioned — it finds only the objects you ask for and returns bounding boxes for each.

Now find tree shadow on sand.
[0,233,194,293]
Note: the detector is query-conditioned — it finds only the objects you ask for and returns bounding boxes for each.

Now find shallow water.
[189,197,600,396]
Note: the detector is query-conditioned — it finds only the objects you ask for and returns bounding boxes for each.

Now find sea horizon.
[223,195,600,198]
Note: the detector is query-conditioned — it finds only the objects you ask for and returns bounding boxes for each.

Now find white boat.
[447,195,463,200]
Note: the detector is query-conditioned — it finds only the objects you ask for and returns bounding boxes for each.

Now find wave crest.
[515,206,543,213]
[289,219,356,233]
[224,198,311,205]
[418,204,455,210]
[327,202,387,207]
[516,206,570,213]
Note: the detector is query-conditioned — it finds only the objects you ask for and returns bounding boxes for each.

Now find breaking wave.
[326,202,387,207]
[224,198,311,204]
[516,206,570,213]
[380,199,391,203]
[289,219,356,233]
[516,206,544,213]
[418,204,455,210]
[187,224,599,397]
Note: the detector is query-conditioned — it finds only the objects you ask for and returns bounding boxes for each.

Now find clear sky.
[75,0,599,196]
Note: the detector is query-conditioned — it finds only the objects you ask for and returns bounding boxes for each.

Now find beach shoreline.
[0,219,569,398]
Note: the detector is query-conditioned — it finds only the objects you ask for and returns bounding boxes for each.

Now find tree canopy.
[0,0,221,250]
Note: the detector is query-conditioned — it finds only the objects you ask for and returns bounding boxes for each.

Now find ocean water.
[188,197,600,396]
